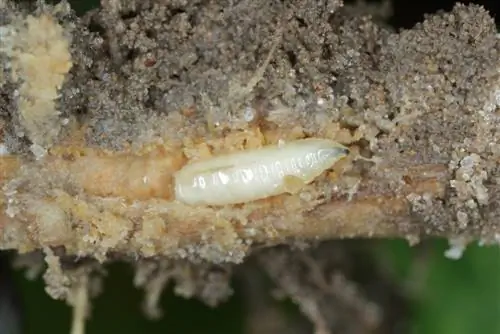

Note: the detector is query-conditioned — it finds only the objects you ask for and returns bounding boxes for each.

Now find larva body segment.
[174,138,349,206]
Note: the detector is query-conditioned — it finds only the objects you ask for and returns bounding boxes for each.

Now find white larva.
[174,138,349,206]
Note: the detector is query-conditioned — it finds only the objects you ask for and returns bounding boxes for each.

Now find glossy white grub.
[174,138,349,206]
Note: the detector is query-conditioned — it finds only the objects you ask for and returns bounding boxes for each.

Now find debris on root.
[134,258,233,319]
[0,3,73,149]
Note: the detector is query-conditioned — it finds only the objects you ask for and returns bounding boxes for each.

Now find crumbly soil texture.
[1,0,500,332]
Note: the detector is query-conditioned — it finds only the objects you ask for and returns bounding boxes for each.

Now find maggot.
[174,138,350,206]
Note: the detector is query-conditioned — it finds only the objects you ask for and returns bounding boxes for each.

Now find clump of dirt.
[62,0,353,150]
[375,4,500,238]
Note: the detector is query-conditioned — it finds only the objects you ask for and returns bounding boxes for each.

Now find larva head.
[298,138,349,158]
[290,138,350,177]
[317,144,350,166]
